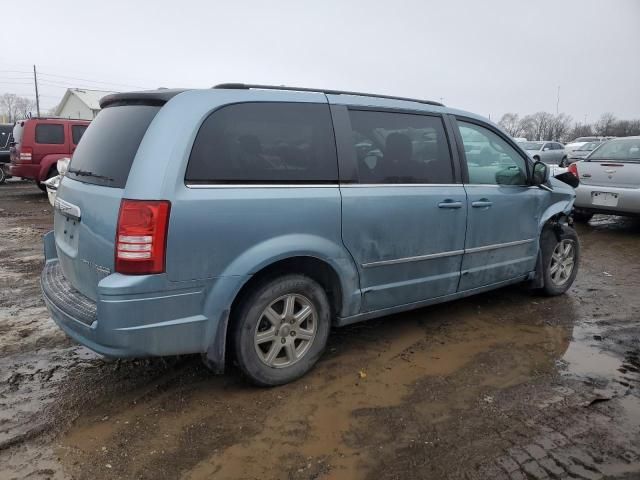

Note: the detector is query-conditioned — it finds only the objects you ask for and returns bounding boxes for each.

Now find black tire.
[231,274,331,386]
[533,156,540,162]
[0,165,6,185]
[572,210,593,223]
[539,225,580,296]
[560,156,568,167]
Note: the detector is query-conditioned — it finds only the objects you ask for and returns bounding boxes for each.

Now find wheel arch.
[531,211,573,289]
[38,154,67,181]
[202,240,361,374]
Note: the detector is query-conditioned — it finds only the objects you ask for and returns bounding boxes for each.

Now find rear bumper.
[41,231,234,359]
[574,184,640,215]
[9,163,39,180]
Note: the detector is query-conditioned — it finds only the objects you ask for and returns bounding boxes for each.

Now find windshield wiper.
[67,168,114,182]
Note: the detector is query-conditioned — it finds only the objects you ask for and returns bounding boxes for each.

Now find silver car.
[522,141,567,166]
[572,136,640,221]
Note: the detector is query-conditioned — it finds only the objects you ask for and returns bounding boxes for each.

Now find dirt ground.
[1,181,639,480]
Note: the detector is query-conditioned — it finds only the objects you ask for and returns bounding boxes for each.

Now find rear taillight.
[115,200,171,275]
[19,146,33,162]
[568,163,579,178]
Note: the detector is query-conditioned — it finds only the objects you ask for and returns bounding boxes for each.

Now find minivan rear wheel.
[539,225,580,296]
[232,274,330,386]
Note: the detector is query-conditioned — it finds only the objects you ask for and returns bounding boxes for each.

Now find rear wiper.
[67,168,114,182]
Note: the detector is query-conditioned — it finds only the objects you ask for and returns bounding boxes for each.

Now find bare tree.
[499,110,640,143]
[523,112,555,141]
[0,93,19,122]
[15,97,37,119]
[549,113,573,142]
[568,123,593,141]
[0,93,37,122]
[594,113,616,136]
[498,113,523,137]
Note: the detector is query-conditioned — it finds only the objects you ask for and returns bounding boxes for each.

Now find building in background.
[54,88,117,120]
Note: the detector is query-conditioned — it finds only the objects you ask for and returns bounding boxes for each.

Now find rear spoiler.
[100,89,187,108]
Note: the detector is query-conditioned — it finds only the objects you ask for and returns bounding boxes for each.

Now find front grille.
[42,261,97,326]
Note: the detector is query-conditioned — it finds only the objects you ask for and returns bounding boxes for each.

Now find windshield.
[67,105,160,187]
[0,126,12,149]
[577,142,599,151]
[521,142,543,150]
[588,138,640,162]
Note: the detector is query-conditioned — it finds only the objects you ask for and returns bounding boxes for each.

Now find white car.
[564,136,613,156]
[43,158,70,207]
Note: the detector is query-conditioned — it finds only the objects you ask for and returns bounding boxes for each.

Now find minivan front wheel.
[232,274,330,386]
[539,226,580,296]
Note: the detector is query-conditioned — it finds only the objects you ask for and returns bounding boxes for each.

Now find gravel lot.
[1,181,639,480]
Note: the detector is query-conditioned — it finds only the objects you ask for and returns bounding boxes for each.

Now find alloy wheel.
[549,239,575,286]
[253,294,317,368]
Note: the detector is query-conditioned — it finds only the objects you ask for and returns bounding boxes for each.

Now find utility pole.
[556,85,560,115]
[33,65,41,117]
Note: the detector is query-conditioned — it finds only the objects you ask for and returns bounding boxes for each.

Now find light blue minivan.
[41,84,579,385]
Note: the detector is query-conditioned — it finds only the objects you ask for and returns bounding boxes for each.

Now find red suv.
[9,118,90,190]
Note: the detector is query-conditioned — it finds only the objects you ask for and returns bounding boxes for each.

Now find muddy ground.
[0,181,639,480]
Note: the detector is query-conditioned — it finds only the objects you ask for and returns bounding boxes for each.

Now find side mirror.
[532,161,551,189]
[555,171,579,188]
[542,147,550,151]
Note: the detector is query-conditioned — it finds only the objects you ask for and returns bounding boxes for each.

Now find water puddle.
[560,321,640,393]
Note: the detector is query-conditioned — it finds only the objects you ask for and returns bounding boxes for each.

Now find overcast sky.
[2,0,639,123]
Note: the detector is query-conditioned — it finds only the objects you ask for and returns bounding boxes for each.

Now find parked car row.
[515,136,616,169]
[520,141,567,167]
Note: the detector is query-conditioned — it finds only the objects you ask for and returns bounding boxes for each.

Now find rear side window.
[72,125,88,144]
[67,105,160,188]
[347,110,453,184]
[186,102,338,184]
[35,124,64,144]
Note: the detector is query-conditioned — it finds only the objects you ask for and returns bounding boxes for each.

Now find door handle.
[438,200,463,209]
[472,199,493,208]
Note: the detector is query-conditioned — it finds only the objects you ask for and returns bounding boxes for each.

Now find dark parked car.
[9,117,89,190]
[0,124,13,184]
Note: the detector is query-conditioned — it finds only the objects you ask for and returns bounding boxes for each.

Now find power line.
[0,67,147,90]
[0,80,36,86]
[38,71,146,90]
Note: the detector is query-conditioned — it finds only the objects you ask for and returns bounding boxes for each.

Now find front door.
[454,118,543,291]
[337,107,466,312]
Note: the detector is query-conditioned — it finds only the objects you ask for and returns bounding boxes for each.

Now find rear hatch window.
[588,138,640,163]
[67,105,160,188]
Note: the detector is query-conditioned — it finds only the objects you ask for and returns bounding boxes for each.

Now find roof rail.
[213,83,444,107]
